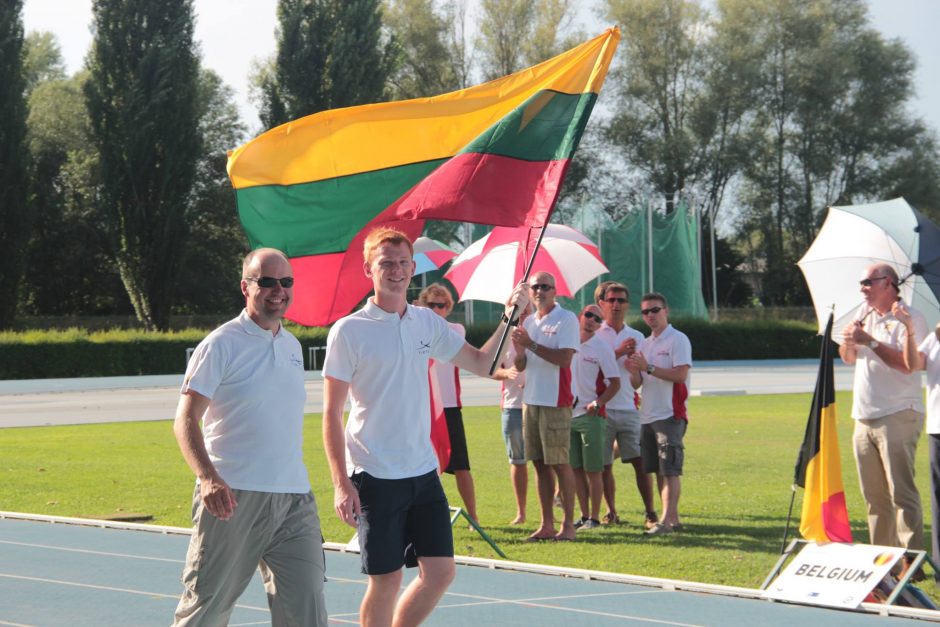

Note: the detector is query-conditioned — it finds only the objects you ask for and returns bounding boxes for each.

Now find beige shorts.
[523,404,573,465]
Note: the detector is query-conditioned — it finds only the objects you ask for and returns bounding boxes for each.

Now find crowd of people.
[167,231,940,624]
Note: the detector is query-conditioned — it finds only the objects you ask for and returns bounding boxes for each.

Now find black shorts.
[351,470,453,575]
[443,407,471,473]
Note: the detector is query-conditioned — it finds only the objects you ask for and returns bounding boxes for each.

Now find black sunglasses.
[604,297,628,304]
[582,311,603,323]
[245,276,294,288]
[529,283,555,292]
[859,276,888,287]
[426,302,449,310]
[641,306,663,315]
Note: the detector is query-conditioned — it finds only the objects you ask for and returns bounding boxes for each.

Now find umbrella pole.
[487,225,550,376]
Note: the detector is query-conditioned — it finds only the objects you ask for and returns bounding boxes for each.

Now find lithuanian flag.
[795,312,853,542]
[227,28,620,326]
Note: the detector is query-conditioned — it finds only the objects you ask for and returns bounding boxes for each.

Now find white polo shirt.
[850,300,926,420]
[596,321,644,411]
[323,300,465,479]
[919,333,940,434]
[182,310,310,493]
[572,334,619,417]
[430,322,465,408]
[637,324,693,425]
[500,343,526,410]
[522,304,580,407]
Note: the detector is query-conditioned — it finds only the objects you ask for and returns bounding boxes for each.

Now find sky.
[21,0,940,138]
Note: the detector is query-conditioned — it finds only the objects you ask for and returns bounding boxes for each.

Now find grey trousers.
[172,489,327,626]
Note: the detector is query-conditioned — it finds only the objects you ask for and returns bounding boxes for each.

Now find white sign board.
[763,542,904,609]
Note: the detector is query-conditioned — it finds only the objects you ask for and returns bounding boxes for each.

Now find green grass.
[0,392,933,591]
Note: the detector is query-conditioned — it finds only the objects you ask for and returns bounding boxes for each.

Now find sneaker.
[579,518,601,530]
[644,522,673,536]
[601,511,620,525]
[573,516,589,529]
[644,511,659,530]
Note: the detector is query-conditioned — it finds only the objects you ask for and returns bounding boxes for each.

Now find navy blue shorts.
[351,470,453,575]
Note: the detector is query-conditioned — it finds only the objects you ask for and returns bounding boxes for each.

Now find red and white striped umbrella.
[444,224,607,303]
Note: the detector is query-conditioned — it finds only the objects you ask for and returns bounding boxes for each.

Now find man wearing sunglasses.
[840,264,927,561]
[628,293,692,536]
[510,271,580,541]
[594,281,658,530]
[172,248,327,625]
[570,305,621,530]
[322,227,528,626]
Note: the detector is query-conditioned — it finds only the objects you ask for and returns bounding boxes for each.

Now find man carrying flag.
[795,312,852,543]
[322,227,528,626]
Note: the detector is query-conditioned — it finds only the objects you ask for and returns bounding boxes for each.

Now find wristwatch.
[867,339,879,350]
[646,363,656,375]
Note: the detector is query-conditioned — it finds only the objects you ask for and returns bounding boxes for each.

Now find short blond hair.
[363,226,414,264]
[417,283,454,308]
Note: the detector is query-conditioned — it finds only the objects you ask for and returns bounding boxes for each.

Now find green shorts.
[569,413,606,472]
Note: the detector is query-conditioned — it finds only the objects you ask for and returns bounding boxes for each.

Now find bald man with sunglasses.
[840,263,927,560]
[511,271,580,541]
[172,248,327,626]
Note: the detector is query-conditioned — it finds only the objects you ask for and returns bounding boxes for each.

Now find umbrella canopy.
[412,236,457,275]
[444,224,608,304]
[797,197,940,339]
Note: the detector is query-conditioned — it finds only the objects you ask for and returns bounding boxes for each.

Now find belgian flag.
[794,312,853,542]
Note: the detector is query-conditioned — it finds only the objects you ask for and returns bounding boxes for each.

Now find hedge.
[0,325,330,380]
[0,318,822,380]
[466,317,822,362]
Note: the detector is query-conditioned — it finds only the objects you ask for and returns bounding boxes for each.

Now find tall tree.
[0,0,31,328]
[383,0,460,99]
[84,0,202,331]
[261,0,392,129]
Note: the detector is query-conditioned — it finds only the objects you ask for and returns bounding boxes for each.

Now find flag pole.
[487,225,550,376]
[781,485,798,554]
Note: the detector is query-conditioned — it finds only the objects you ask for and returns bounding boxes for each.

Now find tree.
[261,0,392,129]
[23,31,66,95]
[731,0,939,305]
[476,0,572,80]
[84,0,202,331]
[25,67,126,316]
[174,69,249,314]
[0,0,31,328]
[383,0,461,99]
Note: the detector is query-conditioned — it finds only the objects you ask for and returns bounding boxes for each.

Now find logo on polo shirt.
[417,339,431,355]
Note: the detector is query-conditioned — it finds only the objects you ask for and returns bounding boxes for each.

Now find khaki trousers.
[173,489,327,626]
[853,409,924,550]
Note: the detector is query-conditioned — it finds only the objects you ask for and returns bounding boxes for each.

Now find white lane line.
[0,620,37,627]
[433,589,701,626]
[0,540,183,563]
[0,573,269,613]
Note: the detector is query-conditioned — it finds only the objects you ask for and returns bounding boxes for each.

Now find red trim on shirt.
[557,366,574,408]
[672,382,688,420]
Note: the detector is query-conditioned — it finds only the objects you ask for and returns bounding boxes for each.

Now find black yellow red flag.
[794,312,852,542]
